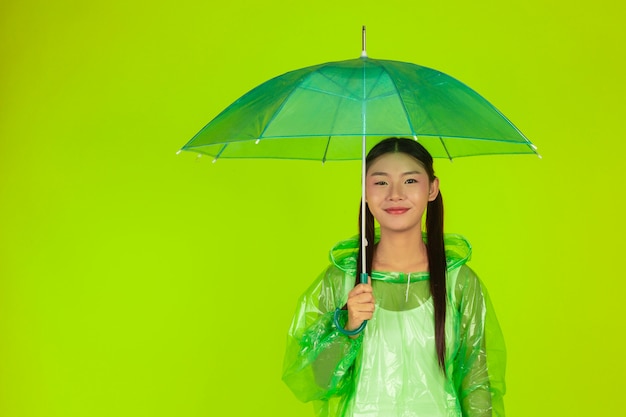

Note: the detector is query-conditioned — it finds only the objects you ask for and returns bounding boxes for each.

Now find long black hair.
[356,137,447,372]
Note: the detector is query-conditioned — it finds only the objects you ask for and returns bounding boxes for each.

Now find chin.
[379,223,423,234]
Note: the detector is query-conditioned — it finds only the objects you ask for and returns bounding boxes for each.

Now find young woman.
[282,137,506,417]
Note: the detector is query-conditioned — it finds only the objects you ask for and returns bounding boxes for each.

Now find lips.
[384,207,410,215]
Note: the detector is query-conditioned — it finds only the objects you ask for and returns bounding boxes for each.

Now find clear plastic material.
[282,233,506,417]
[181,57,537,161]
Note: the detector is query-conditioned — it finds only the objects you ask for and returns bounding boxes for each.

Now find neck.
[374,226,429,273]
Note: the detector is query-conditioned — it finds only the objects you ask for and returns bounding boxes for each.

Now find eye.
[374,180,388,186]
[405,178,418,184]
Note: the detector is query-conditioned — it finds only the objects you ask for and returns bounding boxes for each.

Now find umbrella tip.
[361,25,367,58]
[529,143,542,158]
[176,149,182,155]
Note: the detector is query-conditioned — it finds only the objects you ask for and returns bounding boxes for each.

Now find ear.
[428,177,440,202]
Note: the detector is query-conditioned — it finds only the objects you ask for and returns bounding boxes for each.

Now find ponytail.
[426,191,447,372]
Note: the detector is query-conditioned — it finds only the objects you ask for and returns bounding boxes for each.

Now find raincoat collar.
[329,230,472,281]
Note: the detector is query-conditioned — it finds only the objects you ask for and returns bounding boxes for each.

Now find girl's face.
[366,152,439,234]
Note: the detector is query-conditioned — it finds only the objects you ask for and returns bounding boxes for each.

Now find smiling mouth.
[384,208,409,215]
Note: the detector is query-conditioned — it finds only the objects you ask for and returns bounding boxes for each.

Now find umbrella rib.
[322,136,331,163]
[486,99,538,155]
[438,136,453,161]
[299,85,360,102]
[301,60,391,103]
[298,84,408,104]
[446,72,538,155]
[257,67,324,140]
[362,64,387,102]
[322,66,365,100]
[406,80,446,142]
[309,66,369,101]
[364,91,401,102]
[377,61,419,136]
[214,143,228,161]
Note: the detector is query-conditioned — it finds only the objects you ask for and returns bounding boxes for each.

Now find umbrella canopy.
[180,57,537,161]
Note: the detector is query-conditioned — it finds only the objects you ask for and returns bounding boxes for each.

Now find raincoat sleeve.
[282,265,362,404]
[453,265,507,417]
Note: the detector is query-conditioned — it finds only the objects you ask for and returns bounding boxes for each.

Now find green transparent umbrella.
[179,59,537,161]
[180,33,538,335]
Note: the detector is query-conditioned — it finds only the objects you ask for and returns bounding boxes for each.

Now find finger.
[349,283,373,296]
[348,290,372,303]
[351,304,375,314]
[348,308,375,328]
[347,299,376,316]
[349,305,375,318]
[348,292,375,305]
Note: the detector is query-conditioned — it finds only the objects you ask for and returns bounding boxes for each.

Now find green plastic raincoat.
[282,233,506,417]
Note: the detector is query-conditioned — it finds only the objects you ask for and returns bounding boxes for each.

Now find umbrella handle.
[333,309,367,336]
[333,272,369,336]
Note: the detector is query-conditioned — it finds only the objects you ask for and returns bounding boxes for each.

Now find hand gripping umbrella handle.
[333,272,369,336]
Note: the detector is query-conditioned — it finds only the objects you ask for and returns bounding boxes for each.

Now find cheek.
[365,186,384,202]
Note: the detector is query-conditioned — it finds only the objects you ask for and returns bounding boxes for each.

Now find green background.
[1,0,624,416]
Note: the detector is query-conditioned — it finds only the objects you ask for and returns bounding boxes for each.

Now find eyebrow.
[369,170,423,176]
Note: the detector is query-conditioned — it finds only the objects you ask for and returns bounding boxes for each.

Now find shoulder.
[328,235,359,274]
[450,264,490,313]
[452,264,480,290]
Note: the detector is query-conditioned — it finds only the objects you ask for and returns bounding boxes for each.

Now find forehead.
[367,152,426,173]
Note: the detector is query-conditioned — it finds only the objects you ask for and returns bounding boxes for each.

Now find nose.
[388,183,404,201]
